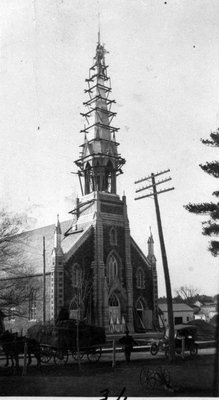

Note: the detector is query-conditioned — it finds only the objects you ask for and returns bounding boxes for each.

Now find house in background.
[193,301,217,322]
[158,303,194,328]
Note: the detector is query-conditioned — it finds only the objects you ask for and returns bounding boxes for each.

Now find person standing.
[119,330,137,364]
[0,310,5,334]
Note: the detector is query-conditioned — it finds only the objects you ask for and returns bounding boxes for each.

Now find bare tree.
[0,208,39,317]
[74,266,93,371]
[175,285,198,306]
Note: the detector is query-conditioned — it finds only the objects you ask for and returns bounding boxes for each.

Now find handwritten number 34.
[100,386,127,400]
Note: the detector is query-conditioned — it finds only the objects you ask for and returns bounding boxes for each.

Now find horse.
[0,330,41,371]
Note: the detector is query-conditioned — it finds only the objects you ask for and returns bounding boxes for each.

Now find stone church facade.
[3,36,158,334]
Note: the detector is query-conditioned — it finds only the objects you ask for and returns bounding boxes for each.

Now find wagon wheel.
[54,349,69,366]
[72,350,85,361]
[157,367,171,386]
[40,345,52,363]
[87,346,102,363]
[190,343,198,357]
[150,343,159,356]
[140,367,156,389]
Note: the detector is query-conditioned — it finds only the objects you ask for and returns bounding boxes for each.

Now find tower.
[62,34,158,333]
[147,229,158,328]
[51,215,64,321]
[147,228,155,260]
[70,35,134,331]
[75,35,125,195]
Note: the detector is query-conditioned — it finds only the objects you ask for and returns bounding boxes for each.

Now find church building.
[3,35,158,334]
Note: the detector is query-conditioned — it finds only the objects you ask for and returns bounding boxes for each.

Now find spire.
[148,226,154,243]
[51,214,64,322]
[53,214,63,253]
[98,13,100,45]
[56,214,62,235]
[75,34,126,195]
[148,227,155,259]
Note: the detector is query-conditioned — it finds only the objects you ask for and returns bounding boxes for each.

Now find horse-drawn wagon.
[27,320,106,366]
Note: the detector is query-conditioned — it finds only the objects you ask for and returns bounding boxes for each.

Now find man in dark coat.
[0,310,6,334]
[119,330,137,364]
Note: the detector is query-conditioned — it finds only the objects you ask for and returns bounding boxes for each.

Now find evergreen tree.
[184,129,219,256]
[185,129,219,395]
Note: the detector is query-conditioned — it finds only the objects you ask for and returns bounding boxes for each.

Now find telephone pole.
[135,169,175,361]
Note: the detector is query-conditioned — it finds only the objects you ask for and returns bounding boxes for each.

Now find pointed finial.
[56,213,62,234]
[148,226,154,244]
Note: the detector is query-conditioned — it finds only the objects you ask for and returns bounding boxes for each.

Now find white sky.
[0,0,219,297]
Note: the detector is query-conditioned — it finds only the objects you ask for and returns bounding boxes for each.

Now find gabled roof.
[0,220,71,278]
[63,224,93,262]
[130,237,152,268]
[159,303,194,312]
[0,219,94,280]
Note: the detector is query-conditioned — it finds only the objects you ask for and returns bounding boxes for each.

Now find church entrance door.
[69,298,80,321]
[109,294,121,332]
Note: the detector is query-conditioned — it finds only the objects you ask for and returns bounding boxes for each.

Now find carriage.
[27,320,106,366]
[150,324,198,358]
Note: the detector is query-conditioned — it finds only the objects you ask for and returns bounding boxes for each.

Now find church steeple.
[53,214,63,255]
[147,227,154,258]
[75,36,125,195]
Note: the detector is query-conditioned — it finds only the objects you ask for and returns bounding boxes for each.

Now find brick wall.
[64,231,94,322]
[131,243,154,311]
[103,225,125,280]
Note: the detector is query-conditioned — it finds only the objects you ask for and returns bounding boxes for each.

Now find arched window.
[108,254,118,283]
[108,293,121,329]
[109,227,117,246]
[72,264,82,288]
[105,161,114,193]
[136,268,145,289]
[136,299,144,312]
[84,162,92,194]
[109,293,119,307]
[69,298,80,320]
[136,299,145,327]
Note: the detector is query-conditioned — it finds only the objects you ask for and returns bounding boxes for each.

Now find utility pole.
[135,169,175,361]
[43,236,46,325]
[76,286,82,373]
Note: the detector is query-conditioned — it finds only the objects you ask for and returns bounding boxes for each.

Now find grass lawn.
[0,353,216,397]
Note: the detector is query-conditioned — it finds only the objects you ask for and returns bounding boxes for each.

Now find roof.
[174,324,197,330]
[0,219,88,278]
[130,237,152,268]
[165,324,197,333]
[201,303,217,308]
[0,211,151,279]
[159,303,194,312]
